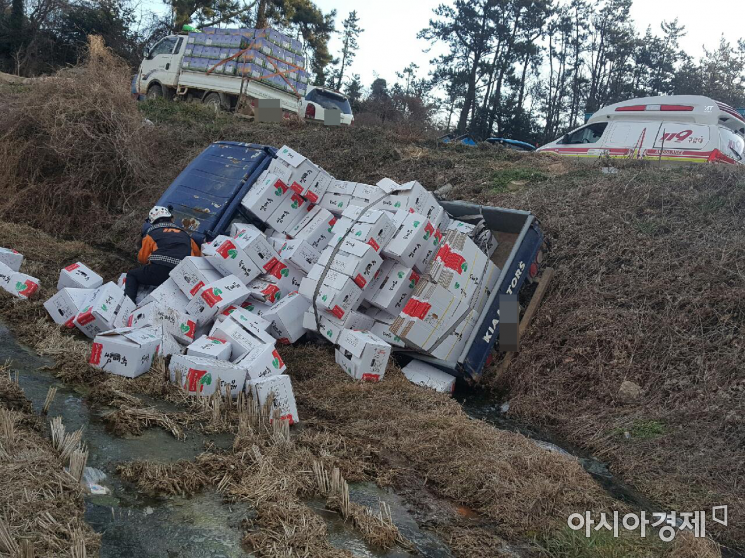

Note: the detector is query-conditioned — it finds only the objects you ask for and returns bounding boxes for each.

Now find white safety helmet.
[148,206,172,223]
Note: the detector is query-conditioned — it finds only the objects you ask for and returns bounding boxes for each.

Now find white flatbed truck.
[135,34,301,114]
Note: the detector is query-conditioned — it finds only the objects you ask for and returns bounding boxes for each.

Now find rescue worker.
[125,206,201,302]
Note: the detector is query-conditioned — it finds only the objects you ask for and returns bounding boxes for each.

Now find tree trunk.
[256,0,268,28]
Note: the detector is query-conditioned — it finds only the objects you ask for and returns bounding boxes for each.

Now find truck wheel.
[146,84,163,100]
[203,92,223,111]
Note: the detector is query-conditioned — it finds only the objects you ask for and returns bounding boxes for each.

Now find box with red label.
[185,275,251,325]
[387,180,429,214]
[74,282,126,338]
[142,278,190,313]
[203,236,263,286]
[245,278,283,304]
[289,207,336,252]
[369,262,420,314]
[262,291,310,343]
[318,239,382,290]
[263,260,305,296]
[6,272,40,300]
[187,335,232,360]
[247,374,299,424]
[117,273,126,289]
[129,301,198,344]
[265,191,308,235]
[113,296,136,329]
[402,360,456,394]
[170,257,222,299]
[415,221,445,272]
[240,171,290,221]
[344,208,396,253]
[335,330,391,382]
[381,211,431,270]
[57,262,103,291]
[215,304,271,330]
[303,168,333,204]
[270,145,320,197]
[233,229,281,273]
[169,354,248,397]
[277,239,319,274]
[303,307,373,343]
[89,327,161,379]
[316,269,363,320]
[391,280,469,352]
[44,288,94,327]
[209,314,274,360]
[428,231,487,306]
[362,260,390,303]
[235,343,286,381]
[0,248,23,272]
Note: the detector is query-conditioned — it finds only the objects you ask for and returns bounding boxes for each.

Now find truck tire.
[203,92,223,111]
[146,84,163,100]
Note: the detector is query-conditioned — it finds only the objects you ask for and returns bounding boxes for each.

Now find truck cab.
[538,95,745,164]
[137,35,186,99]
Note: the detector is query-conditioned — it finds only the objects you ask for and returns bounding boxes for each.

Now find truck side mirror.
[144,47,151,59]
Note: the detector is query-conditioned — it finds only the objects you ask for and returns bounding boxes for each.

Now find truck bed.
[177,71,301,113]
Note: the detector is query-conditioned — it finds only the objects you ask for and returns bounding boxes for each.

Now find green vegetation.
[492,168,548,192]
[536,526,666,558]
[613,419,666,440]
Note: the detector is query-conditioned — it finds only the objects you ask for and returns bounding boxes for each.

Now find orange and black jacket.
[138,222,201,268]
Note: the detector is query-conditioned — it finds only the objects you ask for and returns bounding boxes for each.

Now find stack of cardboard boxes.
[32,144,507,415]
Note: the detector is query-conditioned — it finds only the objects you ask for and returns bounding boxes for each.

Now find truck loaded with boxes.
[135,27,309,114]
[10,141,545,430]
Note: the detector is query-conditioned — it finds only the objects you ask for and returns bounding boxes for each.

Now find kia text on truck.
[136,27,308,114]
[538,95,745,164]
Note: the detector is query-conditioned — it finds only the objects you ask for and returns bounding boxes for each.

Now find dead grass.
[474,163,745,548]
[0,365,99,556]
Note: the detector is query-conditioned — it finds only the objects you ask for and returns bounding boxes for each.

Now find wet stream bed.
[1,326,450,558]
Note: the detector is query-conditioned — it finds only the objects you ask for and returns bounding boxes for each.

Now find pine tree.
[335,10,363,91]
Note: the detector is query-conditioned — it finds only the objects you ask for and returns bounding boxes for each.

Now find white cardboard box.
[235,343,286,381]
[216,305,271,330]
[345,208,396,253]
[248,374,299,424]
[262,261,304,297]
[160,331,185,358]
[6,272,40,300]
[209,314,274,360]
[335,330,391,382]
[185,275,251,325]
[273,145,320,197]
[113,296,136,329]
[402,360,456,394]
[429,231,487,306]
[265,192,309,235]
[316,270,363,320]
[369,263,421,315]
[44,288,94,327]
[382,212,431,270]
[230,222,262,238]
[204,236,263,286]
[57,262,103,291]
[0,262,15,293]
[0,248,23,272]
[318,239,382,289]
[303,168,333,204]
[142,278,190,312]
[262,291,310,343]
[74,282,126,338]
[187,335,232,360]
[290,207,336,252]
[128,301,198,344]
[318,192,351,215]
[277,239,319,274]
[170,257,222,299]
[246,278,283,304]
[169,354,248,397]
[240,171,291,221]
[233,229,281,273]
[89,327,161,378]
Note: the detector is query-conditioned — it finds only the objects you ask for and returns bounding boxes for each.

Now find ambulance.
[538,95,745,165]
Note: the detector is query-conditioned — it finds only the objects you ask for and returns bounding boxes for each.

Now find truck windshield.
[306,89,352,114]
[151,37,178,57]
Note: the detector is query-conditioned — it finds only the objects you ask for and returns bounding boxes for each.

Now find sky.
[141,0,745,89]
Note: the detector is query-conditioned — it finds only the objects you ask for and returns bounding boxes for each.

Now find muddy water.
[1,325,449,558]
